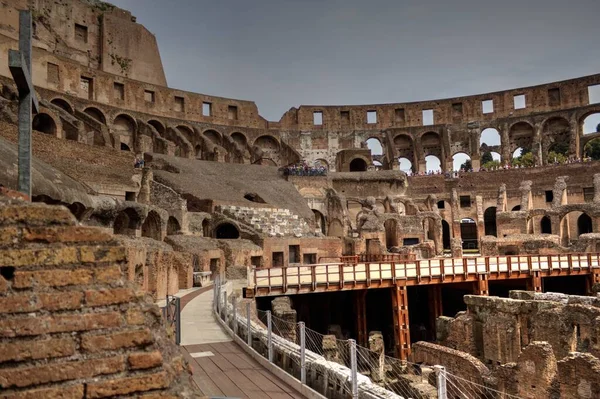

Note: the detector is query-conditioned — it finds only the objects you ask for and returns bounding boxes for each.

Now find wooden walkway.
[183,341,304,399]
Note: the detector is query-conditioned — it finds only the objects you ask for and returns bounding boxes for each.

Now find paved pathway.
[179,287,304,398]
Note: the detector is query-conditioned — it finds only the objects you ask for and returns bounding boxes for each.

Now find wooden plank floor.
[184,341,305,399]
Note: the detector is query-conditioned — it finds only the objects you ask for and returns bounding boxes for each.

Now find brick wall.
[0,198,199,397]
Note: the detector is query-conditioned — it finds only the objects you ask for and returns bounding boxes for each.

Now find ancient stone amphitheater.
[1,0,600,398]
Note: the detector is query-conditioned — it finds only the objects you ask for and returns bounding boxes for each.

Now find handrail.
[251,252,600,293]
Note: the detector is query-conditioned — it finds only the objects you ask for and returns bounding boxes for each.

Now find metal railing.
[251,252,600,294]
[213,277,523,399]
[161,295,181,345]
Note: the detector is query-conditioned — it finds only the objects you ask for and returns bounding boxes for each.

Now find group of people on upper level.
[282,161,328,176]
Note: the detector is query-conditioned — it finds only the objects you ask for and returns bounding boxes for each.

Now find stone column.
[368,331,385,383]
[532,122,543,166]
[500,123,511,165]
[138,168,153,204]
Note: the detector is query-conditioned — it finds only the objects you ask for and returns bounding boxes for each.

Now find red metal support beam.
[391,284,411,360]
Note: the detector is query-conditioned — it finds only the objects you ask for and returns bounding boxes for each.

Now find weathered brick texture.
[0,198,199,397]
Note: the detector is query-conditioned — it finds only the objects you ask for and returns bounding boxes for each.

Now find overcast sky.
[109,0,600,123]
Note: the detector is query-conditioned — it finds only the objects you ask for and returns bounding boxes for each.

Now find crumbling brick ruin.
[0,197,199,397]
[2,0,600,396]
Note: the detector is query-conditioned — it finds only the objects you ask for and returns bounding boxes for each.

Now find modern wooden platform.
[183,341,304,399]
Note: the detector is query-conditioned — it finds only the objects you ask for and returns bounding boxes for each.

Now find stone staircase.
[217,205,313,237]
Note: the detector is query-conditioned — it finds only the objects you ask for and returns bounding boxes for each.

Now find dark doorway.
[460,218,478,250]
[578,213,593,235]
[441,282,474,317]
[541,216,552,234]
[542,275,587,295]
[349,158,367,172]
[488,279,528,298]
[484,207,497,237]
[384,219,398,249]
[214,223,240,239]
[442,220,451,250]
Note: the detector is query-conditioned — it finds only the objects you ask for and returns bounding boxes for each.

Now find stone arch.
[312,210,326,234]
[366,137,383,156]
[83,107,107,124]
[204,129,223,146]
[421,131,442,160]
[398,157,413,174]
[583,137,600,160]
[393,134,415,165]
[484,207,497,237]
[214,222,240,239]
[176,125,195,144]
[314,159,329,170]
[32,113,57,135]
[425,155,442,173]
[113,114,137,151]
[508,121,534,154]
[253,135,282,165]
[479,128,501,147]
[452,152,472,171]
[202,219,210,237]
[113,208,141,236]
[328,218,344,237]
[253,135,280,150]
[141,210,162,241]
[167,216,181,235]
[50,98,74,114]
[148,119,166,135]
[349,157,368,172]
[543,116,571,160]
[580,109,600,135]
[578,213,593,236]
[231,132,247,148]
[560,211,593,245]
[67,202,86,221]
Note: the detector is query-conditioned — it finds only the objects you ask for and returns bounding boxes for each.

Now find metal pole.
[232,296,237,335]
[175,296,181,345]
[350,339,358,399]
[299,322,306,384]
[246,302,252,347]
[221,290,227,321]
[267,311,273,362]
[434,365,447,399]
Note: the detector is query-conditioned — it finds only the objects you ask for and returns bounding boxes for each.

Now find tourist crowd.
[282,161,328,176]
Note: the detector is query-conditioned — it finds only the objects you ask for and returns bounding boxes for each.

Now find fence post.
[232,296,237,335]
[434,365,447,399]
[350,339,358,399]
[246,301,252,347]
[299,322,306,384]
[175,296,181,345]
[221,290,227,321]
[267,310,273,363]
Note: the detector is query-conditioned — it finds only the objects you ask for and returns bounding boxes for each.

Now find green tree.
[481,151,493,164]
[547,151,567,164]
[482,160,501,169]
[549,142,569,156]
[585,139,600,160]
[460,159,472,171]
[512,152,535,167]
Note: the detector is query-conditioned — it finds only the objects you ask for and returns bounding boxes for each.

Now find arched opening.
[204,129,222,145]
[349,158,367,172]
[120,143,131,151]
[202,219,210,237]
[366,138,383,156]
[544,117,570,162]
[425,155,441,173]
[84,107,106,124]
[540,216,552,234]
[231,132,247,148]
[452,152,472,172]
[167,216,180,235]
[254,135,281,165]
[398,157,412,174]
[328,219,344,237]
[50,98,73,114]
[582,113,600,135]
[148,120,166,135]
[421,132,442,163]
[509,122,534,151]
[244,193,266,203]
[141,210,162,241]
[113,114,136,151]
[484,207,497,237]
[442,220,451,250]
[481,150,502,169]
[384,219,398,249]
[512,205,522,211]
[32,113,57,135]
[460,218,478,250]
[113,208,140,236]
[214,223,240,239]
[176,125,195,145]
[394,135,414,171]
[578,213,593,236]
[314,159,329,170]
[479,128,501,147]
[583,138,600,161]
[313,210,326,235]
[194,144,202,158]
[67,202,86,220]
